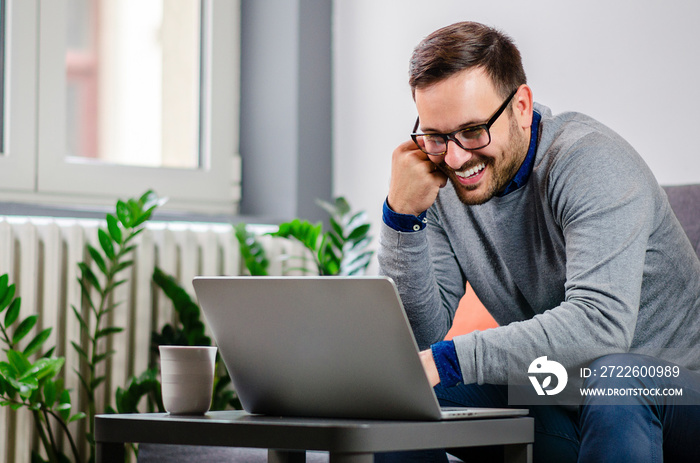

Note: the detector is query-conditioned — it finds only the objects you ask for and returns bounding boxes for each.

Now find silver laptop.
[193,276,527,421]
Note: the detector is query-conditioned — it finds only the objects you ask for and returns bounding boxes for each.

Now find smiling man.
[378,22,700,463]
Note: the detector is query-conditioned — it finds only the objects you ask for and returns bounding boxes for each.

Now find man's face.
[414,68,531,205]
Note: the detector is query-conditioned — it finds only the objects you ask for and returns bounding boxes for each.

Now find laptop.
[193,276,528,421]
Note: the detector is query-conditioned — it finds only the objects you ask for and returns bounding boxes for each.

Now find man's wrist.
[431,340,463,387]
[383,199,428,232]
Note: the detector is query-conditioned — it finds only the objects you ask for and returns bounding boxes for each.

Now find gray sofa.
[664,184,700,257]
[138,184,700,462]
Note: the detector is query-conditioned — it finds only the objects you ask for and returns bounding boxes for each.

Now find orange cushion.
[444,283,498,340]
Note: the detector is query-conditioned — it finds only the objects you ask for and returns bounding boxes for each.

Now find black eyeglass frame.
[411,88,519,156]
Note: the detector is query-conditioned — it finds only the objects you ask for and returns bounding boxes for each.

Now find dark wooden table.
[95,410,533,462]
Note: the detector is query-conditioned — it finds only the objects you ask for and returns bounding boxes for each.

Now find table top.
[95,410,534,453]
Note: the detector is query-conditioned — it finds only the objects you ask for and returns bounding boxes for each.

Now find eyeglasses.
[411,88,518,156]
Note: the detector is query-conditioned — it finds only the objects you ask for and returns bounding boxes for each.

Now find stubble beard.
[442,115,529,206]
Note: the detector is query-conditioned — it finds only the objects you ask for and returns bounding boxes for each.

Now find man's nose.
[444,140,474,170]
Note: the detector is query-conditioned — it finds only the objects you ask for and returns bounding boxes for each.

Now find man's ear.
[513,84,534,129]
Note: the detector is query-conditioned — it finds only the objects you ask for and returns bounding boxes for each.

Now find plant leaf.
[95,326,124,340]
[17,376,39,398]
[106,214,123,244]
[113,260,134,274]
[23,327,52,356]
[20,357,64,382]
[234,223,269,276]
[328,217,345,241]
[70,341,89,362]
[68,412,86,424]
[98,228,116,260]
[139,190,159,209]
[116,200,132,228]
[326,229,344,251]
[0,277,12,312]
[346,210,368,230]
[93,349,116,365]
[78,262,103,295]
[120,244,137,255]
[123,228,145,244]
[314,198,337,217]
[44,379,57,406]
[0,359,18,379]
[4,296,21,327]
[87,245,108,276]
[333,197,351,216]
[71,305,89,332]
[74,370,90,391]
[7,350,31,375]
[346,223,371,243]
[105,279,128,295]
[58,390,72,421]
[77,279,96,312]
[90,375,106,390]
[341,251,374,276]
[12,315,38,345]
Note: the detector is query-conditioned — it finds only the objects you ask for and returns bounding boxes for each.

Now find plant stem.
[0,323,13,348]
[3,394,81,462]
[87,268,112,452]
[32,409,59,463]
[86,230,133,459]
[42,408,59,455]
[45,407,83,463]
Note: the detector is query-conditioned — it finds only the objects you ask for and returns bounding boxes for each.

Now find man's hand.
[387,140,447,216]
[419,349,441,387]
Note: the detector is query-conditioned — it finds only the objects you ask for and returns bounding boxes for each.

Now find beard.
[438,114,530,206]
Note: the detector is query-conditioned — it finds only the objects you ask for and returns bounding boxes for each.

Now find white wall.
[333,0,700,271]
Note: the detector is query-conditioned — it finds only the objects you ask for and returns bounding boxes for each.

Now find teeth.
[455,162,485,178]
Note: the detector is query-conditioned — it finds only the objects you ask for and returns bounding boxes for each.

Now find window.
[0,0,240,215]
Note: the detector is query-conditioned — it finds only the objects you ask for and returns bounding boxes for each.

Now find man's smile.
[454,162,486,180]
[439,160,488,188]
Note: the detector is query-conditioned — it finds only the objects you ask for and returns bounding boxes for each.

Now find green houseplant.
[72,190,164,462]
[1,190,164,463]
[237,197,374,277]
[2,192,374,462]
[0,274,84,463]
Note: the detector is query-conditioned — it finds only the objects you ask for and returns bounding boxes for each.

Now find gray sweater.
[378,103,700,385]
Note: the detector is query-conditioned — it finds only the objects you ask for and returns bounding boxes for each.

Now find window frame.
[0,0,241,215]
[0,0,38,192]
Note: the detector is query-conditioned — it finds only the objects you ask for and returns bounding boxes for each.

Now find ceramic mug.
[159,345,217,415]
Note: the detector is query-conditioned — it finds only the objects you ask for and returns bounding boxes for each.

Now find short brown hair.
[409,22,526,98]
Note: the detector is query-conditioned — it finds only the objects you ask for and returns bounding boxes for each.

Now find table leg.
[328,452,374,463]
[504,443,533,463]
[269,449,306,462]
[95,442,125,463]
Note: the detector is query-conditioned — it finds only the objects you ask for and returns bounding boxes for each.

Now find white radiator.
[0,216,308,463]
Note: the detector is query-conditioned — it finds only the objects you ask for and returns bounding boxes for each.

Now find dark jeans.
[375,353,700,463]
[578,353,700,462]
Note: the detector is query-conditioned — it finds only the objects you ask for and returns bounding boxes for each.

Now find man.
[378,21,700,462]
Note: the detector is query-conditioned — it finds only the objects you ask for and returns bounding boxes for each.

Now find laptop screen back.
[193,276,443,420]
